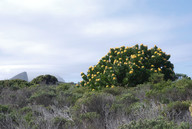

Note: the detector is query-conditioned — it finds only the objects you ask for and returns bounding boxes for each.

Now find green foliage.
[118,93,139,106]
[56,83,72,91]
[31,74,58,85]
[166,101,191,112]
[24,112,34,125]
[0,105,9,113]
[73,92,114,118]
[30,86,56,106]
[79,44,175,90]
[118,117,191,129]
[0,79,30,90]
[53,117,74,129]
[146,79,192,103]
[19,106,33,114]
[102,86,125,96]
[80,112,100,120]
[149,73,164,84]
[56,85,89,107]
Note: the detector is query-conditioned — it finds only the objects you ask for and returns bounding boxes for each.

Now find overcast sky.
[0,0,192,82]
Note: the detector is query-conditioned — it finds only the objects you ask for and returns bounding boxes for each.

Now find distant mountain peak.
[10,72,28,82]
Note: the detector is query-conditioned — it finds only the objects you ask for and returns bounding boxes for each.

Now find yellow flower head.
[96,79,100,81]
[154,70,157,73]
[151,65,154,67]
[111,85,115,88]
[117,52,120,55]
[131,55,137,59]
[106,85,109,88]
[112,73,115,76]
[92,89,95,91]
[97,72,99,74]
[158,68,162,71]
[141,66,145,68]
[124,50,127,53]
[129,71,133,74]
[113,77,116,80]
[157,48,162,51]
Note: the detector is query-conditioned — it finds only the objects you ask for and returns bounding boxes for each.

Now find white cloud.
[82,16,176,37]
[0,0,100,17]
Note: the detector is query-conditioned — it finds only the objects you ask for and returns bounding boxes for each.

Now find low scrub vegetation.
[0,77,192,129]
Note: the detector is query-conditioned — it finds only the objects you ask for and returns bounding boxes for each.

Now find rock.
[10,72,28,82]
[55,75,65,83]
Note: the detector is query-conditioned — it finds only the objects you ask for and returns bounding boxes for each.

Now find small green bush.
[167,101,191,112]
[30,87,56,106]
[146,79,192,103]
[31,74,58,85]
[118,93,139,106]
[0,105,9,113]
[118,117,190,129]
[164,101,191,119]
[79,44,175,90]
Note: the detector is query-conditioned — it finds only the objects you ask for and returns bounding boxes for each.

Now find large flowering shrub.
[78,44,175,90]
